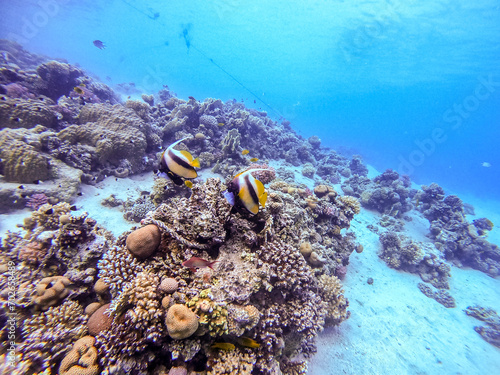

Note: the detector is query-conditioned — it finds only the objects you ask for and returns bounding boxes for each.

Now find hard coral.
[33,276,73,310]
[20,300,88,372]
[126,224,161,259]
[87,303,112,336]
[166,304,199,339]
[58,336,100,375]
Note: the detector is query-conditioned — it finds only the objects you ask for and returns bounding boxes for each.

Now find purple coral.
[26,193,49,210]
[4,83,34,99]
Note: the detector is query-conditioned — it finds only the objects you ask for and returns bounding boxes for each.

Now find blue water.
[1,0,499,199]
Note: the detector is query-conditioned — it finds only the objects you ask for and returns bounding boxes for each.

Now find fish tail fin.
[192,157,200,168]
[208,260,218,270]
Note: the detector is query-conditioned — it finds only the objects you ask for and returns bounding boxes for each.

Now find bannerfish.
[182,256,218,272]
[93,40,106,49]
[211,342,235,351]
[225,169,268,214]
[236,337,260,348]
[157,137,200,185]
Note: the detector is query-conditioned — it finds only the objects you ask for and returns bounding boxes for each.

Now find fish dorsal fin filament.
[167,136,192,151]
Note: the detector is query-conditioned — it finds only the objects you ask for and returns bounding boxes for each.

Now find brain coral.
[165,304,199,339]
[58,336,100,375]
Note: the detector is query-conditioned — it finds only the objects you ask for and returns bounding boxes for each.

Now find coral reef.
[379,232,451,289]
[0,41,366,375]
[359,169,413,217]
[415,183,500,277]
[464,305,500,348]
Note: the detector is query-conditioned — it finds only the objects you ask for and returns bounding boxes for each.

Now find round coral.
[165,304,199,339]
[58,335,100,375]
[159,277,179,294]
[87,303,112,336]
[126,224,161,259]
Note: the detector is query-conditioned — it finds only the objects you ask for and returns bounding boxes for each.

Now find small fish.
[218,122,225,127]
[74,87,84,95]
[211,342,235,351]
[158,137,200,185]
[77,192,83,196]
[236,337,260,348]
[79,83,86,87]
[32,179,40,184]
[226,169,268,214]
[249,157,259,162]
[93,40,106,49]
[182,256,217,272]
[241,149,249,155]
[18,185,24,189]
[482,162,491,168]
[70,205,77,211]
[184,180,193,189]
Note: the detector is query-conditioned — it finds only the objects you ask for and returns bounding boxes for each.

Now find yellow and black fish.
[157,137,200,185]
[224,169,268,214]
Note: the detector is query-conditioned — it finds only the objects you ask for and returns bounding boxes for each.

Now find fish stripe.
[238,174,259,213]
[166,149,197,178]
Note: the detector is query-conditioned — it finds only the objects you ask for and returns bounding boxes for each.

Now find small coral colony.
[1,39,499,374]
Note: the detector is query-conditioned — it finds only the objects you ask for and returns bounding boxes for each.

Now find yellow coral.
[166,304,199,339]
[187,289,228,337]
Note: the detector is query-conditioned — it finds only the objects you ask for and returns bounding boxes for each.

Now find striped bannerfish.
[226,169,268,214]
[158,137,200,185]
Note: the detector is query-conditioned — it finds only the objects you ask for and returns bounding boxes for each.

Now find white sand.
[308,207,500,375]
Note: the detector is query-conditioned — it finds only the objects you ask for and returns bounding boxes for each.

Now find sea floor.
[1,167,499,374]
[308,202,500,375]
